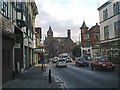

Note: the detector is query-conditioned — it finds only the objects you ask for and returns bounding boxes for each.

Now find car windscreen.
[97,58,109,62]
[62,56,68,58]
[67,57,71,59]
[59,56,68,58]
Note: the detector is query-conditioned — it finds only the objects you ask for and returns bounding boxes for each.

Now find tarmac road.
[47,62,119,89]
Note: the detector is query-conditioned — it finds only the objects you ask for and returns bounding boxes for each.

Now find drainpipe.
[13,46,15,79]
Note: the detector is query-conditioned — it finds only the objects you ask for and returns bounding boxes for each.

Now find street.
[46,61,119,89]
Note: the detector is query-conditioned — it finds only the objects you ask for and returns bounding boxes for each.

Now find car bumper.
[56,64,67,67]
[101,66,115,70]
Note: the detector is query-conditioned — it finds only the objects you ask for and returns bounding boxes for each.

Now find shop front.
[101,40,119,63]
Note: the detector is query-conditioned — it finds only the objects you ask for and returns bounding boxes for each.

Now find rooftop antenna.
[97,0,100,7]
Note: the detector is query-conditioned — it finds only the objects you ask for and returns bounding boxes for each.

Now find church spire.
[47,25,53,37]
[80,21,89,29]
[48,25,52,31]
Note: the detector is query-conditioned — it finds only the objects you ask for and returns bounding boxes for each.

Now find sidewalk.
[2,64,62,89]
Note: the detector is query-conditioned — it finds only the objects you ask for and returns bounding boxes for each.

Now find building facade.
[89,23,100,58]
[34,27,43,64]
[80,21,100,59]
[1,0,38,84]
[44,26,74,59]
[23,1,38,70]
[98,0,120,63]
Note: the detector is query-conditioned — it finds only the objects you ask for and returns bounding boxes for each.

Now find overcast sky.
[35,0,108,42]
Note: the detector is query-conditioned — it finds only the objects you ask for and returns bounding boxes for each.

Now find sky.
[35,0,108,42]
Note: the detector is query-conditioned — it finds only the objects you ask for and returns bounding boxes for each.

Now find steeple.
[47,25,53,37]
[48,25,52,31]
[80,21,89,29]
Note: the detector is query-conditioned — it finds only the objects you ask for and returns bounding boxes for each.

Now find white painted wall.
[99,0,120,41]
[100,15,119,41]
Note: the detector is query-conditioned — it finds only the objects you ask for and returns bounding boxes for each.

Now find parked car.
[56,58,67,67]
[90,57,115,71]
[75,57,89,67]
[66,57,73,63]
[52,57,59,63]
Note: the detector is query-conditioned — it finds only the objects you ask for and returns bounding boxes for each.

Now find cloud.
[35,0,108,42]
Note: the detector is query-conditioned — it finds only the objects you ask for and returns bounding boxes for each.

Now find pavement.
[2,64,64,89]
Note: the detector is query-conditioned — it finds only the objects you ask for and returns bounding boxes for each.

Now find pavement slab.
[2,64,60,89]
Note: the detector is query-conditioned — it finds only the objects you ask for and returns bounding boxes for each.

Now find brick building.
[80,21,100,58]
[44,26,74,58]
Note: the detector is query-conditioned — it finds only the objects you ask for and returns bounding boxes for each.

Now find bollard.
[49,69,52,83]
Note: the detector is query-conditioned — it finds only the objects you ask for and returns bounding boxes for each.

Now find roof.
[48,26,53,31]
[98,1,111,11]
[80,21,89,29]
[89,23,100,31]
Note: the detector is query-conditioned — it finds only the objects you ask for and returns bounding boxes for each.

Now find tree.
[72,43,81,57]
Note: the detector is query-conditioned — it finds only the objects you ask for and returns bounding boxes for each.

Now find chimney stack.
[67,29,71,38]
